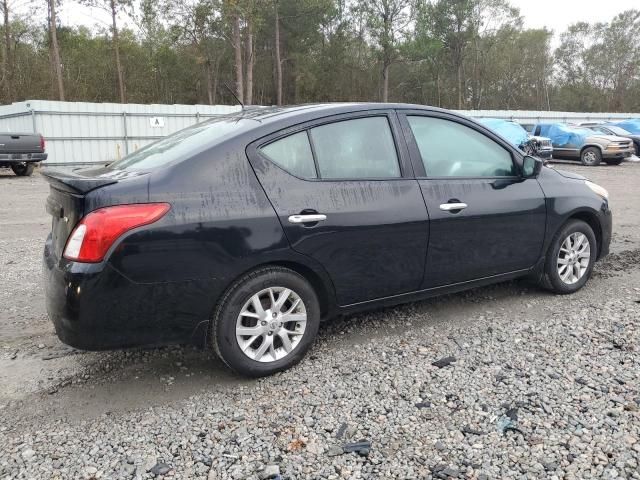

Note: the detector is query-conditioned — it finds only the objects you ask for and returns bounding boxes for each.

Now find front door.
[399,112,546,288]
[248,112,429,305]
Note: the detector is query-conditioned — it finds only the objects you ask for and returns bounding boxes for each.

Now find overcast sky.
[53,0,640,41]
[514,0,638,35]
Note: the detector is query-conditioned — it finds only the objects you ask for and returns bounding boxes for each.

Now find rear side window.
[261,132,317,179]
[407,116,516,177]
[310,117,400,179]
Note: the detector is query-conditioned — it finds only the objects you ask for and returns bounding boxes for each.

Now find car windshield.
[108,115,251,171]
[605,126,631,135]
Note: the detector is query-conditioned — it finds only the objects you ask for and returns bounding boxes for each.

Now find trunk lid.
[0,133,43,153]
[46,186,85,259]
[43,167,148,258]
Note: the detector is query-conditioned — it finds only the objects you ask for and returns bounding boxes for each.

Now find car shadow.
[10,278,547,424]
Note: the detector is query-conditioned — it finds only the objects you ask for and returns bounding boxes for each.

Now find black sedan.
[43,104,612,376]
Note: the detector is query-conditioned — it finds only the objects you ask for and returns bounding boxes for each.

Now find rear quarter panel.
[105,136,336,330]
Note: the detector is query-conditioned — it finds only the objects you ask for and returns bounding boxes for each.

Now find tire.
[605,158,623,166]
[539,219,597,294]
[635,143,640,156]
[11,163,35,176]
[211,266,320,377]
[580,147,601,166]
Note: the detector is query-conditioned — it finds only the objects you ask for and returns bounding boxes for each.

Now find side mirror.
[522,155,543,178]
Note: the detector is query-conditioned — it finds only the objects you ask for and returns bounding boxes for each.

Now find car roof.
[224,102,453,124]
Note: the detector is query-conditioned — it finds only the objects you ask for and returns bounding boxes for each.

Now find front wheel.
[580,147,601,166]
[539,220,597,294]
[11,163,35,176]
[211,266,320,377]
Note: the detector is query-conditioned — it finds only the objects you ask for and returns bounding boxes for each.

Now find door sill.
[340,268,531,312]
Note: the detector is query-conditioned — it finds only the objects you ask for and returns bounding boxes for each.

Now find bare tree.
[232,9,243,103]
[110,0,126,102]
[83,0,131,103]
[361,0,412,102]
[1,0,13,101]
[244,14,253,104]
[274,0,282,105]
[47,0,64,100]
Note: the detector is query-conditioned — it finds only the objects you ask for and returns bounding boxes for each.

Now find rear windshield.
[108,116,251,171]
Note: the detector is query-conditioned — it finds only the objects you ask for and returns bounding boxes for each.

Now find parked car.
[0,132,47,176]
[533,123,633,166]
[479,118,553,159]
[580,123,640,156]
[43,104,612,376]
[611,119,640,136]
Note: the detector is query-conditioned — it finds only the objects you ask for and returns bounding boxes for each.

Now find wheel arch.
[265,260,336,320]
[216,259,337,321]
[579,144,604,155]
[565,210,603,259]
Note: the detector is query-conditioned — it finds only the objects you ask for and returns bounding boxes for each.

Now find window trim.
[250,110,414,182]
[397,110,524,180]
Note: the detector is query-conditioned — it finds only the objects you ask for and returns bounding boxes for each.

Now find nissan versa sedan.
[43,104,612,376]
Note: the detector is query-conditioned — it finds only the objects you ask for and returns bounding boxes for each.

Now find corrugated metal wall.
[0,100,638,166]
[0,100,241,165]
[454,110,639,124]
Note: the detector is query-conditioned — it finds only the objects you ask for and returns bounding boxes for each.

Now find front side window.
[407,116,516,177]
[261,131,317,179]
[309,117,401,179]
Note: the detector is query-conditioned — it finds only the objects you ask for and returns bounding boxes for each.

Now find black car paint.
[42,104,612,350]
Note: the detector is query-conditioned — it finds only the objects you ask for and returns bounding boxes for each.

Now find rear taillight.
[40,135,45,151]
[63,203,170,263]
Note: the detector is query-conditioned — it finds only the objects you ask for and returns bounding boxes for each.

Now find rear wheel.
[11,163,35,176]
[211,266,320,377]
[539,220,597,294]
[605,158,623,166]
[580,147,601,166]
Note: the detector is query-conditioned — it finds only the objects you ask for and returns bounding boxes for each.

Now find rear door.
[247,111,429,306]
[399,111,546,288]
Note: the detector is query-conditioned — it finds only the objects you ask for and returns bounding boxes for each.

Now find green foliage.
[0,0,638,112]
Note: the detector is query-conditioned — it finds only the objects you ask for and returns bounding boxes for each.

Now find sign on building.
[149,117,165,128]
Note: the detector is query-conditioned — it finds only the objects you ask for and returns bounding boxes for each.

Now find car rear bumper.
[43,235,211,350]
[0,152,47,164]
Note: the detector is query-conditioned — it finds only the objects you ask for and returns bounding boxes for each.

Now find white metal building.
[0,100,637,166]
[0,100,240,166]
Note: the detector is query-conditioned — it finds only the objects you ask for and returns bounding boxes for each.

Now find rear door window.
[309,117,401,179]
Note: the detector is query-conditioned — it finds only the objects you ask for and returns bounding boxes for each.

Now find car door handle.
[439,203,468,211]
[288,214,327,224]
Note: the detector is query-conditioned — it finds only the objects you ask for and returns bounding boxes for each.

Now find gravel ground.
[0,162,639,479]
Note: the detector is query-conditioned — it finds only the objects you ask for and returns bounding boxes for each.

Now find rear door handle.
[439,203,468,211]
[288,214,327,224]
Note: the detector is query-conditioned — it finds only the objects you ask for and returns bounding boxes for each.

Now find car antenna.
[224,82,245,111]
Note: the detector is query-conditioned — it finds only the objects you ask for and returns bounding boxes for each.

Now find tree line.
[1,0,639,112]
